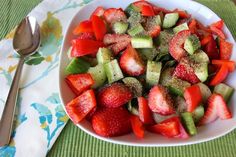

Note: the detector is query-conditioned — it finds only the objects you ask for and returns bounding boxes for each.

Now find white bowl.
[59,0,236,146]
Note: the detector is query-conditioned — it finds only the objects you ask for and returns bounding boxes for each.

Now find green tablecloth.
[0,0,236,157]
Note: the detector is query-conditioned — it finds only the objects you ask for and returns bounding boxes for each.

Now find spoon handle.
[0,57,25,146]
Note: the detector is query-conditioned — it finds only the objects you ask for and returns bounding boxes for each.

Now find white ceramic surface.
[59,0,236,146]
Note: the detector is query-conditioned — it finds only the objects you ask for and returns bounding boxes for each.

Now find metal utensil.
[0,16,40,146]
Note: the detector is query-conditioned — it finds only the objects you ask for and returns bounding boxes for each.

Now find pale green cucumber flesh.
[128,23,145,36]
[87,64,107,88]
[96,48,112,64]
[131,36,153,48]
[113,21,129,34]
[192,105,204,123]
[196,83,212,104]
[162,13,179,28]
[193,62,208,82]
[122,77,143,97]
[214,83,234,103]
[181,112,197,136]
[173,22,189,33]
[168,77,191,96]
[184,34,201,55]
[146,61,162,86]
[104,59,124,83]
[138,48,159,61]
[65,57,90,75]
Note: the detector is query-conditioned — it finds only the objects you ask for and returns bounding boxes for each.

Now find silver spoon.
[0,16,40,146]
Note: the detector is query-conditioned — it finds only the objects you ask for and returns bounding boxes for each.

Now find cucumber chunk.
[96,48,112,64]
[122,77,143,97]
[193,62,208,82]
[168,77,191,96]
[197,83,212,104]
[146,61,162,86]
[138,48,158,61]
[128,23,145,36]
[162,13,179,28]
[127,12,143,27]
[155,30,174,57]
[104,59,124,83]
[125,4,140,15]
[88,64,107,88]
[173,22,189,34]
[190,50,209,63]
[192,105,204,123]
[184,35,201,55]
[162,60,177,70]
[65,57,90,75]
[131,36,153,48]
[181,112,197,136]
[175,96,187,113]
[112,21,128,34]
[127,98,139,116]
[160,68,174,86]
[214,83,234,102]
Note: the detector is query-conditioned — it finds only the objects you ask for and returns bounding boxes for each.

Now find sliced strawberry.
[90,6,105,19]
[145,17,161,37]
[173,9,191,19]
[148,85,175,115]
[104,8,127,24]
[97,83,133,108]
[199,94,232,125]
[173,57,200,84]
[138,97,154,125]
[147,119,180,138]
[203,35,219,60]
[169,30,191,61]
[66,89,96,124]
[188,19,197,34]
[162,116,189,139]
[133,0,154,10]
[86,107,97,121]
[120,44,145,76]
[103,34,131,55]
[73,20,93,35]
[152,5,171,14]
[184,85,202,112]
[219,38,233,60]
[76,32,95,40]
[130,115,145,138]
[65,73,94,95]
[200,34,212,46]
[92,107,132,137]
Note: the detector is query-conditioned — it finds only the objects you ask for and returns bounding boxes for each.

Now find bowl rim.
[58,0,236,147]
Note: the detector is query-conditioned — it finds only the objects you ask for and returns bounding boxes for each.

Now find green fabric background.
[0,0,236,157]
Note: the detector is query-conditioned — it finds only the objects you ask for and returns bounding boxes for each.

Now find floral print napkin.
[0,0,94,156]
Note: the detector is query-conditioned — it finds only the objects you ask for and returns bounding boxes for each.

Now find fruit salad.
[64,0,235,139]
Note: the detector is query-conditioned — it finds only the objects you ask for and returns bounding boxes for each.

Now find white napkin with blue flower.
[0,0,94,156]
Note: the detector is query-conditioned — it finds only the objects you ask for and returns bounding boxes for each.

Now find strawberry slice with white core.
[169,30,191,61]
[199,94,232,125]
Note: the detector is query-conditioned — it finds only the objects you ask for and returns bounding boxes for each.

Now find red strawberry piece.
[104,8,127,24]
[65,73,94,95]
[147,118,180,138]
[76,32,95,40]
[90,6,105,19]
[91,15,107,41]
[199,94,232,125]
[148,85,175,115]
[120,44,145,76]
[210,20,224,30]
[66,89,96,123]
[209,65,229,86]
[145,17,161,37]
[173,9,191,19]
[103,34,131,55]
[184,85,202,112]
[97,83,133,108]
[138,97,154,125]
[173,57,200,84]
[130,115,145,138]
[219,38,233,60]
[92,107,132,137]
[169,30,191,61]
[141,5,155,16]
[133,1,154,11]
[73,20,93,35]
[203,35,219,60]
